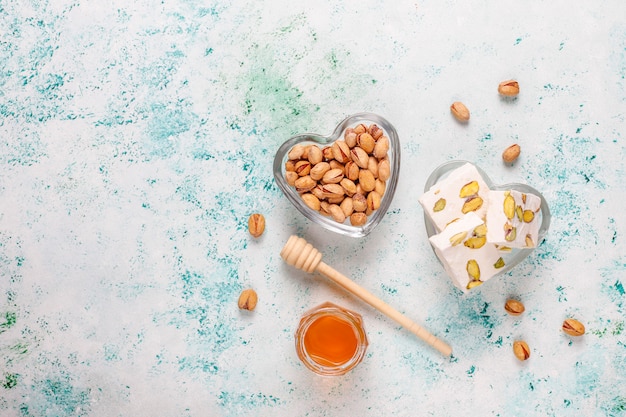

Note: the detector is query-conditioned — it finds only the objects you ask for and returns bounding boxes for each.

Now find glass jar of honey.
[295,302,368,376]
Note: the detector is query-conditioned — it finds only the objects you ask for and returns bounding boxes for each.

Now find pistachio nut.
[331,140,351,163]
[502,144,521,163]
[504,299,525,316]
[466,259,481,281]
[474,224,487,237]
[301,193,321,211]
[498,80,520,96]
[459,180,479,198]
[513,340,530,361]
[449,231,468,246]
[503,194,516,219]
[238,288,258,311]
[433,198,446,212]
[353,123,367,134]
[328,204,346,223]
[450,101,470,122]
[467,280,483,290]
[357,133,376,154]
[350,212,368,226]
[288,144,305,160]
[523,210,535,223]
[294,160,311,176]
[358,169,376,192]
[352,193,367,212]
[344,161,360,181]
[562,318,585,336]
[294,175,316,193]
[462,196,483,214]
[310,161,330,181]
[307,145,323,165]
[248,214,265,238]
[366,191,382,212]
[378,158,391,181]
[322,168,344,184]
[464,236,487,249]
[340,178,357,196]
[367,156,379,178]
[340,197,354,217]
[504,223,517,242]
[344,128,357,148]
[373,135,389,159]
[351,146,370,169]
[368,124,383,140]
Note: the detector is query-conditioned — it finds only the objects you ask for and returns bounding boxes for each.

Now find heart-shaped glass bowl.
[423,160,551,277]
[273,112,401,238]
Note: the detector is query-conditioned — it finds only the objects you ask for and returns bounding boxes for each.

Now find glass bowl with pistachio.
[273,112,401,238]
[419,160,551,292]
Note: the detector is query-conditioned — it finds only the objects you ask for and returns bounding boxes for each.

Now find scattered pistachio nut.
[450,101,470,122]
[504,299,525,316]
[238,288,258,311]
[513,340,530,361]
[248,213,265,237]
[562,318,585,336]
[498,79,520,96]
[502,144,521,163]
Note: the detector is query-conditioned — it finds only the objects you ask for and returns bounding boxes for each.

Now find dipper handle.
[280,235,452,357]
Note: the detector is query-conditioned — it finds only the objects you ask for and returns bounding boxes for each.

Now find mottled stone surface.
[1,1,625,416]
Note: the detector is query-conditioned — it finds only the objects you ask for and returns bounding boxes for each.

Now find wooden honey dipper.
[280,235,452,357]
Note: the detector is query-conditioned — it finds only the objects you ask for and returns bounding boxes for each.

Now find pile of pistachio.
[284,123,390,226]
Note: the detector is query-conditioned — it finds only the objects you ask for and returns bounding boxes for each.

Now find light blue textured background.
[1,1,625,416]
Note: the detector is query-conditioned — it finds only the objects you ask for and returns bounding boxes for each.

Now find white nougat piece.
[486,190,541,248]
[419,163,491,232]
[429,212,505,293]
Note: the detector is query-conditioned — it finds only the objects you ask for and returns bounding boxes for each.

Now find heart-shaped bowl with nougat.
[421,160,551,293]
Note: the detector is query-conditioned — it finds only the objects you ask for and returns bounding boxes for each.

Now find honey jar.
[295,302,368,376]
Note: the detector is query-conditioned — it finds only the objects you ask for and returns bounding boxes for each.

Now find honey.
[295,302,368,376]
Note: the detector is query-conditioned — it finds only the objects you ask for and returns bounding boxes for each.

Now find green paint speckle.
[0,311,17,333]
[39,376,92,415]
[243,49,311,126]
[2,373,18,389]
[381,283,398,295]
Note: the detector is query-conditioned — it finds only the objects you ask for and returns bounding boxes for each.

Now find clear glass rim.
[273,112,401,238]
[423,159,552,278]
